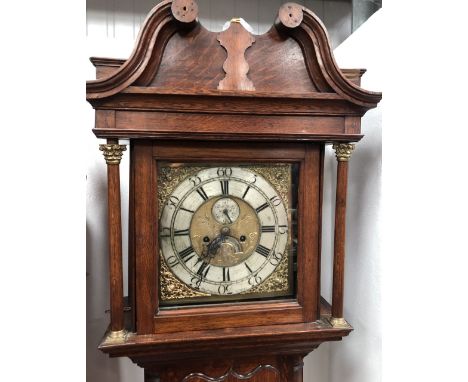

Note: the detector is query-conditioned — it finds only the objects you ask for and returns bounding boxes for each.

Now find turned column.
[100,139,127,337]
[330,143,355,328]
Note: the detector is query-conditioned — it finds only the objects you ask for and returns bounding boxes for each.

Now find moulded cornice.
[275,2,381,108]
[86,1,381,111]
[86,0,197,100]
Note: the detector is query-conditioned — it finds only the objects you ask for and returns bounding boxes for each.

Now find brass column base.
[102,329,129,345]
[329,317,350,329]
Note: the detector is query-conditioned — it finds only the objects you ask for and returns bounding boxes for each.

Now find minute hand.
[223,209,233,224]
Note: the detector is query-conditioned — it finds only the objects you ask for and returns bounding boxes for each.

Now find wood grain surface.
[127,141,322,334]
[105,138,125,332]
[332,160,348,319]
[217,22,256,91]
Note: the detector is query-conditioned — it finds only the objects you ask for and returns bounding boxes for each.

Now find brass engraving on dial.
[190,196,260,267]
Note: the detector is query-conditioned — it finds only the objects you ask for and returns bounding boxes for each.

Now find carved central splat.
[217,21,256,91]
[182,365,279,382]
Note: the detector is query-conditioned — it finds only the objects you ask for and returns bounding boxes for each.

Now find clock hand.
[207,226,231,257]
[223,209,233,224]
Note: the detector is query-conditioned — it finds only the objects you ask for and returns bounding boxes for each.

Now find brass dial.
[190,196,260,267]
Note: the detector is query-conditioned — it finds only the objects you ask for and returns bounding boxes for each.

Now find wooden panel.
[149,26,226,89]
[344,116,361,134]
[95,109,115,130]
[95,90,361,116]
[91,59,364,89]
[99,318,349,361]
[317,145,325,312]
[149,10,317,94]
[143,355,302,382]
[246,29,318,93]
[128,142,137,331]
[96,65,118,79]
[114,111,345,140]
[301,144,322,320]
[134,141,157,334]
[154,304,304,333]
[152,141,306,160]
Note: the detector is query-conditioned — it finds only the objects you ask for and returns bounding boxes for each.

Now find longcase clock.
[87,1,381,381]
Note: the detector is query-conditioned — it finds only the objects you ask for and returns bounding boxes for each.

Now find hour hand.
[207,236,223,257]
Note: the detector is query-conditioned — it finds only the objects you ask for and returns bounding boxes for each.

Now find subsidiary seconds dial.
[212,198,240,224]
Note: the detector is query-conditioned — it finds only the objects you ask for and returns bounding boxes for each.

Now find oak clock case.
[130,141,320,335]
[86,1,381,381]
[158,162,298,306]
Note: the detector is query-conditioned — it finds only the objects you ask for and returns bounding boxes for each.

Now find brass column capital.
[99,144,127,165]
[333,143,355,162]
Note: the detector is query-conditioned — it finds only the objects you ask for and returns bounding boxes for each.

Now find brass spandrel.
[246,253,290,295]
[249,164,291,210]
[160,253,209,301]
[157,165,205,217]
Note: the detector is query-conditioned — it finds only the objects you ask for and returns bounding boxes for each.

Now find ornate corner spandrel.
[160,254,210,301]
[99,144,127,165]
[333,143,355,162]
[217,21,256,91]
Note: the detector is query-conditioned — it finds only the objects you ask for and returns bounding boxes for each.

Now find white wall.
[86,2,381,382]
[86,0,352,48]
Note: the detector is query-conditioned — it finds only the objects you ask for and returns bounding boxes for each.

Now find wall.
[86,0,352,47]
[86,2,381,382]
